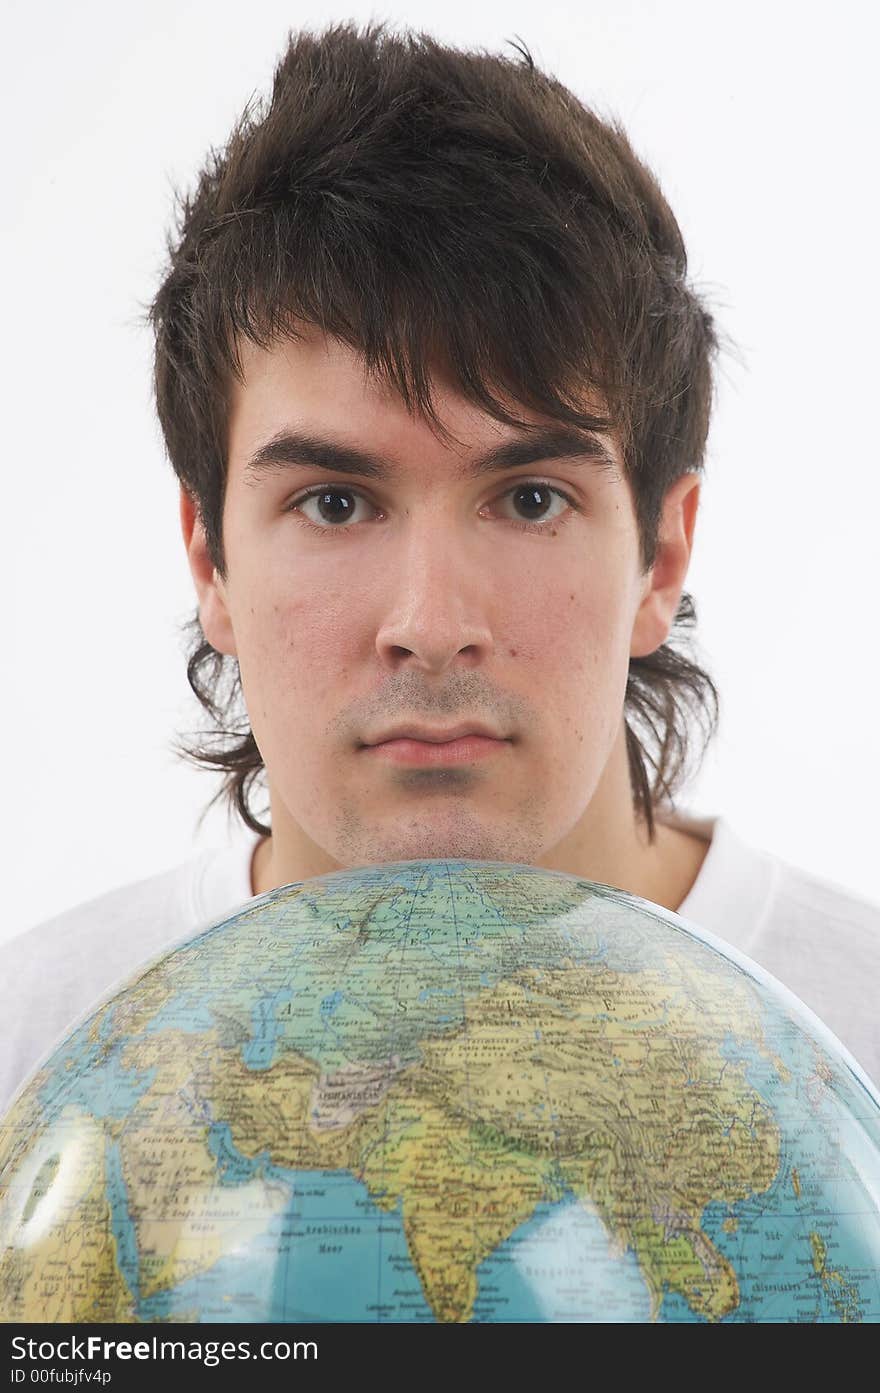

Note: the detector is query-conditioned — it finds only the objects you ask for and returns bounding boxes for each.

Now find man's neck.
[612,816,711,912]
[250,816,710,912]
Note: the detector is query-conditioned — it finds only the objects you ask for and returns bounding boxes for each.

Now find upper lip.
[363,722,508,746]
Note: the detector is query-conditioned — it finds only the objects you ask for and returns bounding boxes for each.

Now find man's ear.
[179,486,238,657]
[629,472,701,659]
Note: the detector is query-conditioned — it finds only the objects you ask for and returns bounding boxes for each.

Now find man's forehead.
[228,326,623,481]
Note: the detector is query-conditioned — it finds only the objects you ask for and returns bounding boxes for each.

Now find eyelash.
[284,481,580,538]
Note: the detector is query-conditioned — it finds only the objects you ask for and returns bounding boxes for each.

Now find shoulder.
[0,835,259,1116]
[715,818,880,952]
[679,812,880,1090]
[5,850,223,977]
[769,854,880,937]
[677,812,880,949]
[6,829,260,966]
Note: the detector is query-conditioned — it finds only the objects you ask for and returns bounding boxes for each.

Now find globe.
[2,859,880,1324]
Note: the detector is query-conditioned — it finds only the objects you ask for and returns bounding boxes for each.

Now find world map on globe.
[2,858,879,1323]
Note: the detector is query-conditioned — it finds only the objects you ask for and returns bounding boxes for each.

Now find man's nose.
[372,515,495,673]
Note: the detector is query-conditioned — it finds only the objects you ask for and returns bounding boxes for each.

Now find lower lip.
[364,735,510,766]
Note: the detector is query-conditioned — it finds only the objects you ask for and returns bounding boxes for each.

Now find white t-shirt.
[2,812,879,1114]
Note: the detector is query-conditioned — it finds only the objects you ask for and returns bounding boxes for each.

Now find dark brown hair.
[147,20,720,841]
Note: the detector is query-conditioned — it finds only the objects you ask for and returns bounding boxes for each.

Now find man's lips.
[363,721,507,745]
[362,734,510,766]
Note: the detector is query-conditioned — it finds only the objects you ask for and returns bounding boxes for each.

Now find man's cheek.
[238,639,301,732]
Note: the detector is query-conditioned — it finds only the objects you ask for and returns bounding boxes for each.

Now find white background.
[4,0,878,943]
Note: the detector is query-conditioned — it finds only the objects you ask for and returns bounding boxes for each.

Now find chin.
[334,807,546,869]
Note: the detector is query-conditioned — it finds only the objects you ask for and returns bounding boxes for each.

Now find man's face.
[207,326,657,870]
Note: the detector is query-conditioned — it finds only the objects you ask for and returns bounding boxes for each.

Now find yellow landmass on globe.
[810,1231,863,1321]
[194,956,781,1322]
[0,1103,134,1322]
[358,1095,551,1322]
[114,1032,291,1302]
[197,1050,554,1321]
[397,963,778,1320]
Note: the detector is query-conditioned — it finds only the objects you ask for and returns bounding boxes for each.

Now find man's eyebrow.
[242,425,620,485]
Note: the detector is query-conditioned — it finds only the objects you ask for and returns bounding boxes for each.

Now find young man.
[2,21,878,1110]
